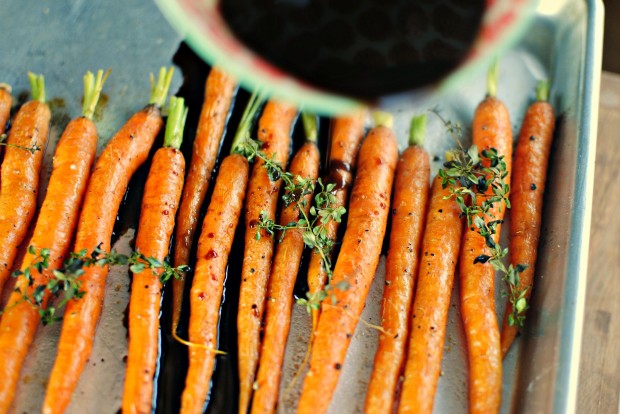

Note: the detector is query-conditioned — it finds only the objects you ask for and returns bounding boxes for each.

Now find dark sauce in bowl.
[219,0,485,99]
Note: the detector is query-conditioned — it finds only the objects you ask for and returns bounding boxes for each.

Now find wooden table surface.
[577,71,620,414]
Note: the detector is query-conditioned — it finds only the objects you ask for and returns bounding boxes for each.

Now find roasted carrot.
[500,81,555,357]
[123,97,187,414]
[172,68,237,332]
[0,83,12,135]
[365,115,430,414]
[43,67,174,414]
[238,100,296,414]
[180,93,261,414]
[306,112,366,329]
[251,118,320,414]
[460,63,512,414]
[396,176,464,414]
[0,73,49,295]
[297,115,399,414]
[0,70,105,414]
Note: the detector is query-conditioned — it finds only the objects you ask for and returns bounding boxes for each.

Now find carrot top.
[164,96,188,150]
[27,72,45,103]
[82,69,110,120]
[372,110,393,129]
[148,67,175,108]
[486,59,499,98]
[301,112,318,143]
[536,80,550,102]
[0,83,11,93]
[409,114,427,147]
[230,90,264,154]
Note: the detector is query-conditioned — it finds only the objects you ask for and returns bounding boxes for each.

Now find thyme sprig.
[439,144,528,327]
[4,245,188,325]
[0,133,41,154]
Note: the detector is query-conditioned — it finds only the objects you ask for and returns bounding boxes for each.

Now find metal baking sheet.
[0,0,602,413]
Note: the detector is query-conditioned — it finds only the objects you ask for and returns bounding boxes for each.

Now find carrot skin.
[365,145,430,413]
[180,154,249,414]
[251,142,320,414]
[122,148,185,414]
[297,126,399,414]
[397,177,463,414]
[0,116,97,414]
[500,101,555,357]
[43,105,163,414]
[0,87,11,135]
[460,96,512,414]
[307,114,365,305]
[172,68,236,330]
[238,101,296,414]
[0,100,50,294]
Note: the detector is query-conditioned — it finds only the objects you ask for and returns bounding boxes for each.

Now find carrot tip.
[82,69,111,120]
[372,111,393,129]
[0,83,12,94]
[164,96,187,149]
[27,72,45,103]
[149,66,175,108]
[409,114,427,147]
[171,328,227,355]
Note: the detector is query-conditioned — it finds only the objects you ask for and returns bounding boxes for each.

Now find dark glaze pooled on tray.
[220,0,485,99]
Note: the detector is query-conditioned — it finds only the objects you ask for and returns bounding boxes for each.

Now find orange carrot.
[172,68,237,332]
[180,94,261,414]
[237,101,296,414]
[396,176,463,414]
[460,64,512,414]
[0,73,49,295]
[297,116,399,414]
[251,133,320,414]
[0,70,105,414]
[43,67,174,414]
[306,112,365,328]
[0,84,11,135]
[365,115,430,413]
[122,97,187,414]
[500,81,555,357]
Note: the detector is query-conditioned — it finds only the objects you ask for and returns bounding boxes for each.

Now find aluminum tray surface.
[0,0,602,413]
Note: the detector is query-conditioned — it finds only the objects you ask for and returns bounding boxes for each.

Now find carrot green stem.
[230,90,264,154]
[487,59,499,98]
[301,112,318,143]
[372,110,393,129]
[0,83,11,94]
[536,80,550,102]
[164,96,187,150]
[409,114,427,147]
[149,67,175,108]
[82,69,111,120]
[28,72,45,103]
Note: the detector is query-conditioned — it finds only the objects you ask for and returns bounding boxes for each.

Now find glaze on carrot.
[237,101,296,414]
[251,131,320,414]
[122,97,187,414]
[365,115,430,413]
[397,176,463,414]
[0,84,12,135]
[460,64,512,414]
[43,67,174,414]
[500,81,555,357]
[297,117,399,414]
[0,70,105,414]
[0,73,49,295]
[172,68,237,333]
[306,112,365,329]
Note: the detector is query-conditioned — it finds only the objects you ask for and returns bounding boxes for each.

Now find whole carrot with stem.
[122,96,187,414]
[0,83,11,135]
[306,112,366,329]
[0,73,49,295]
[237,100,296,414]
[396,174,464,414]
[180,93,261,414]
[500,80,555,357]
[172,67,237,333]
[365,115,430,414]
[460,62,512,414]
[0,70,106,414]
[250,114,320,414]
[297,113,398,414]
[43,67,174,414]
